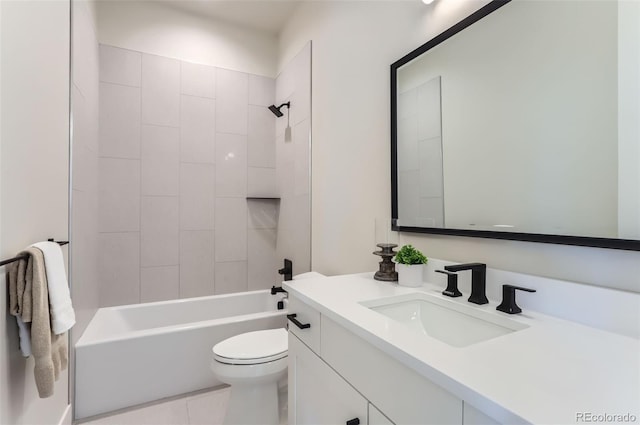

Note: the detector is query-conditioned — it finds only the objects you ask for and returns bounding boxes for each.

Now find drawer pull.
[287,313,311,329]
[346,419,360,425]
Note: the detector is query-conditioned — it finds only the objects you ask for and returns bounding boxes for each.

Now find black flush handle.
[286,313,311,329]
[346,419,360,425]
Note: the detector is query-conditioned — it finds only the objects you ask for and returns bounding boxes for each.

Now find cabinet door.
[369,404,395,425]
[289,333,368,425]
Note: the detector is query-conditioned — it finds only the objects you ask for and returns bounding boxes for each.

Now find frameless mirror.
[391,0,640,250]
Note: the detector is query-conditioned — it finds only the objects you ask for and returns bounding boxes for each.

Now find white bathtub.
[75,290,288,420]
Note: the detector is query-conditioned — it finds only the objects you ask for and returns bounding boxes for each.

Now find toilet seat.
[213,328,288,365]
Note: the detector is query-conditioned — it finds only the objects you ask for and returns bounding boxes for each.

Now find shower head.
[268,102,290,118]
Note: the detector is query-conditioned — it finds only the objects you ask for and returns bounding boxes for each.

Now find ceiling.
[159,0,301,35]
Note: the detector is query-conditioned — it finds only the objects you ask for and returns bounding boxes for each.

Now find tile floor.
[79,386,288,425]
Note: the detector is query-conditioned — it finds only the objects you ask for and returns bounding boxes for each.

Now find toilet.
[211,328,288,425]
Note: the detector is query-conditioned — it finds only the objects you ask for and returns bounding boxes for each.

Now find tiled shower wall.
[275,43,312,277]
[71,0,100,341]
[97,45,286,306]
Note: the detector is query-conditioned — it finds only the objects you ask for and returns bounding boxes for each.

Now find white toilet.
[211,328,288,425]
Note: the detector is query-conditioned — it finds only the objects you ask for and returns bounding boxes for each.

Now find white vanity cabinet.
[288,333,367,425]
[287,295,467,425]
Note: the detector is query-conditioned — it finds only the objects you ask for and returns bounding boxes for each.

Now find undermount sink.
[361,292,529,347]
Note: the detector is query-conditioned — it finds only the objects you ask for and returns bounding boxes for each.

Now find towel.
[8,248,68,398]
[8,257,33,357]
[31,241,75,334]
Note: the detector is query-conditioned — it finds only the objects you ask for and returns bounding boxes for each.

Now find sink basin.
[361,292,529,347]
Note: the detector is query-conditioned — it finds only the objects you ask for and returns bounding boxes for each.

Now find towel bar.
[0,240,69,268]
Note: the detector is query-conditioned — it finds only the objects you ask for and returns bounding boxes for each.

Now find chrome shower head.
[268,102,290,118]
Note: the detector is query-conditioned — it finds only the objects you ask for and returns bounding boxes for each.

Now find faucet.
[271,259,292,310]
[443,262,488,305]
[278,259,293,281]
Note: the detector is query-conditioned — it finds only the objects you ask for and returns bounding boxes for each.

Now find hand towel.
[31,241,75,334]
[8,256,32,357]
[8,248,68,398]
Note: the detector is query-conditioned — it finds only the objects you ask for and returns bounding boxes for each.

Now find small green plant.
[394,245,428,265]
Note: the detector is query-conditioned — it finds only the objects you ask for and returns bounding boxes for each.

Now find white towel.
[31,242,75,334]
[16,316,32,357]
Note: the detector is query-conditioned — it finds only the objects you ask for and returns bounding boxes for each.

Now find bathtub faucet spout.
[270,286,287,295]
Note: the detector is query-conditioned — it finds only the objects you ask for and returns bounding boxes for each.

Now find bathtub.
[75,290,288,420]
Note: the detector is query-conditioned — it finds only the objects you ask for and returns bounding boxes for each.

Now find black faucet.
[443,263,488,305]
[271,286,287,295]
[496,284,536,314]
[278,258,293,282]
[435,269,462,297]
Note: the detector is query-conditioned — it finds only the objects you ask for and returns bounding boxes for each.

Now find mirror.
[391,0,640,250]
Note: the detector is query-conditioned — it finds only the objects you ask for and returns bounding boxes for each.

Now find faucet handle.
[496,284,536,314]
[435,270,462,297]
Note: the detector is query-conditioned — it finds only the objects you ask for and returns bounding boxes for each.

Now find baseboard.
[58,404,72,425]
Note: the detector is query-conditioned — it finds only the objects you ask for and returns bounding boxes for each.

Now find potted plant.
[394,245,428,287]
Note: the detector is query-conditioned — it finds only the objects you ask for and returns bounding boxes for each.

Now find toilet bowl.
[211,328,288,425]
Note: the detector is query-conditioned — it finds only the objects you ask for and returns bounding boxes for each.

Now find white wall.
[279,0,640,293]
[0,1,71,424]
[96,0,278,77]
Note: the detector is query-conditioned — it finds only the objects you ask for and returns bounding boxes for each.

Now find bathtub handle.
[286,314,311,330]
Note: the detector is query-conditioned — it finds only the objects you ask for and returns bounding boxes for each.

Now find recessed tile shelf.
[246,197,281,201]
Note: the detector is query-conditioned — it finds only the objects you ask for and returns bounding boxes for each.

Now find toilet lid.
[213,328,288,365]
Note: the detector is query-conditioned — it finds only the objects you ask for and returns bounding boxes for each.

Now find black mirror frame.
[390,0,640,251]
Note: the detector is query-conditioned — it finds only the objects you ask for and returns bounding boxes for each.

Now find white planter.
[396,263,424,287]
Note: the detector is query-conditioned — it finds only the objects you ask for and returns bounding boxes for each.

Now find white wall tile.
[180,163,215,230]
[181,61,215,98]
[71,190,99,338]
[141,54,180,127]
[215,198,247,262]
[72,116,98,193]
[180,95,216,163]
[290,44,311,126]
[141,266,180,302]
[141,196,179,266]
[248,167,277,197]
[215,133,247,197]
[248,74,275,107]
[293,119,310,196]
[73,80,100,153]
[180,230,215,298]
[73,2,99,100]
[99,158,140,232]
[248,228,278,291]
[214,261,248,294]
[216,68,248,135]
[141,125,180,196]
[248,105,276,168]
[247,199,278,229]
[98,232,140,307]
[99,45,141,87]
[99,82,141,159]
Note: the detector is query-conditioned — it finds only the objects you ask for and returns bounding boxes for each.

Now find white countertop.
[284,273,640,425]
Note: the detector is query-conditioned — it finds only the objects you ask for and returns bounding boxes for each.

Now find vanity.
[283,270,640,425]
